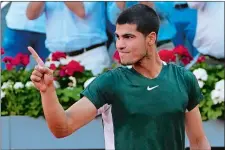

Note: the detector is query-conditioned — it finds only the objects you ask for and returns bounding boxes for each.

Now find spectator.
[153,2,177,50]
[167,2,198,57]
[188,2,224,62]
[27,2,110,76]
[1,2,49,70]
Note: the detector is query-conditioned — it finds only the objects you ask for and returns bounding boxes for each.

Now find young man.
[29,4,210,150]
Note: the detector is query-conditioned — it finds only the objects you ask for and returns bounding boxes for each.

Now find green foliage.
[1,58,224,121]
[1,68,93,118]
[1,68,32,83]
[1,87,42,117]
[190,63,224,121]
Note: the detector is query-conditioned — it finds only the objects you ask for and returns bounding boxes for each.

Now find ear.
[146,32,157,46]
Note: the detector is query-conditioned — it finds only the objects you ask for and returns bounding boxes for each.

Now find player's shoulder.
[106,66,131,74]
[167,62,195,81]
[167,62,190,74]
[96,66,128,80]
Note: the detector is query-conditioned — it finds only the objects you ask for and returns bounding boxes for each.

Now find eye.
[124,35,134,39]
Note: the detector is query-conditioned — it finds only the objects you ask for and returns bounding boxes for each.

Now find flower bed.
[1,46,224,120]
[1,49,94,117]
[158,45,224,120]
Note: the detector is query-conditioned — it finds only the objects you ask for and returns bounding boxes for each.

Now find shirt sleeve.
[107,2,139,25]
[80,71,114,109]
[153,2,174,18]
[184,70,204,111]
[83,2,101,17]
[187,2,206,10]
[106,2,123,25]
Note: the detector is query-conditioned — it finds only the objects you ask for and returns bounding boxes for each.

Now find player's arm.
[185,106,211,150]
[28,46,98,138]
[26,2,45,20]
[184,69,211,150]
[41,85,97,138]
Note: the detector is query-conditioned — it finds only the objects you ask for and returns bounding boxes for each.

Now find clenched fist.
[28,46,54,92]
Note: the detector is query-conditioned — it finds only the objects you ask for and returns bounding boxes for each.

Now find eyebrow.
[114,32,135,37]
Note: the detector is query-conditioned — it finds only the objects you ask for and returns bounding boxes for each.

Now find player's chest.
[113,81,189,116]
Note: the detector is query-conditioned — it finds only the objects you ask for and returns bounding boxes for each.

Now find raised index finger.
[28,46,45,66]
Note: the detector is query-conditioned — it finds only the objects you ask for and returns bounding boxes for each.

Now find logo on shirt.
[147,85,159,91]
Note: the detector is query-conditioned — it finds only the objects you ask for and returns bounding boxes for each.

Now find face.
[115,24,156,65]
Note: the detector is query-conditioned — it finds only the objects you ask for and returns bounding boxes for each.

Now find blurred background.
[1,1,224,150]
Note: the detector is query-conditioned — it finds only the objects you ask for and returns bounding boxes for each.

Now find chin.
[120,60,134,66]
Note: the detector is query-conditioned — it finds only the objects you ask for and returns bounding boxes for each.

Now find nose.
[116,39,126,51]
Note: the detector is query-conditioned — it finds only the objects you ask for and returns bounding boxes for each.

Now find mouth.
[119,52,130,59]
[119,51,130,54]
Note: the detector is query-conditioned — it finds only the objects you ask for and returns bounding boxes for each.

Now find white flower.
[51,61,60,67]
[14,82,24,89]
[211,79,224,105]
[45,61,60,68]
[53,81,60,89]
[84,77,96,88]
[45,61,51,67]
[1,81,13,89]
[25,81,34,88]
[215,80,224,91]
[47,53,53,61]
[198,80,204,88]
[211,89,224,104]
[59,58,69,65]
[193,68,208,81]
[69,76,77,87]
[1,90,6,99]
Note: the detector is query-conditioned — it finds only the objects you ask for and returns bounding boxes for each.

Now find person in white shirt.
[1,2,49,70]
[188,2,224,60]
[27,2,111,76]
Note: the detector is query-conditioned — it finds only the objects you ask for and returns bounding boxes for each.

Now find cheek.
[119,39,146,59]
[129,41,146,57]
[120,49,142,62]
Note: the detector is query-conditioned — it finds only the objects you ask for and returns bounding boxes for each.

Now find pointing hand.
[28,46,54,92]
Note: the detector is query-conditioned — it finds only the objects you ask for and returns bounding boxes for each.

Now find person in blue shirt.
[27,2,110,76]
[168,2,198,57]
[1,2,49,70]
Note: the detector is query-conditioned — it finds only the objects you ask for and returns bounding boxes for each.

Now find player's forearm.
[26,2,45,20]
[64,2,85,18]
[190,136,211,150]
[40,84,69,138]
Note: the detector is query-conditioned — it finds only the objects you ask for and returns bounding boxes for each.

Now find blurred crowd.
[1,2,224,75]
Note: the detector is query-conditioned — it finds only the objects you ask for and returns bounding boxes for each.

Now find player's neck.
[132,50,163,79]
